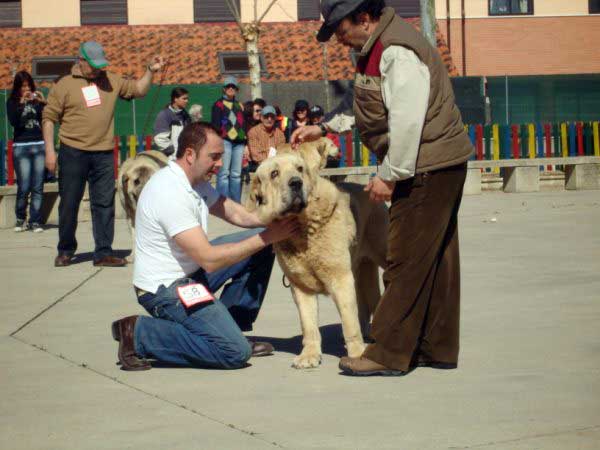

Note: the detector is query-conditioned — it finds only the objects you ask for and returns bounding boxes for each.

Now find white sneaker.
[31,223,44,233]
[14,220,27,232]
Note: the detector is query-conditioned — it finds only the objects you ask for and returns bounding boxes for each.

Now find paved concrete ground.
[1,190,599,449]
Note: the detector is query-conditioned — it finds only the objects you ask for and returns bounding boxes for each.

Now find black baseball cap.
[317,0,366,42]
[308,105,324,119]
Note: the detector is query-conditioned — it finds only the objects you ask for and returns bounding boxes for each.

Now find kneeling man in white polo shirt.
[111,122,298,371]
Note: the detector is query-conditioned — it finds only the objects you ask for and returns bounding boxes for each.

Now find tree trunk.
[420,0,436,48]
[243,23,262,100]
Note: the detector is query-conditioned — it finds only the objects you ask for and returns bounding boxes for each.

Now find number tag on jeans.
[177,283,214,308]
[81,84,101,107]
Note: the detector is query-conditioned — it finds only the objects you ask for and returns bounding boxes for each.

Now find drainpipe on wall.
[461,0,466,76]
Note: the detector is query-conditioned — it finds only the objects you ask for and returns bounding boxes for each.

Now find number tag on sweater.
[177,283,214,308]
[81,85,101,107]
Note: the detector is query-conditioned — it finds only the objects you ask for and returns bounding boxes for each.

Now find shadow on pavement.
[251,323,347,357]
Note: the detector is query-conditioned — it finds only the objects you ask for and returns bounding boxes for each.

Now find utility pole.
[420,0,437,48]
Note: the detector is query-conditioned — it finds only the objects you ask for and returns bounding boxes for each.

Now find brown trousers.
[363,163,467,371]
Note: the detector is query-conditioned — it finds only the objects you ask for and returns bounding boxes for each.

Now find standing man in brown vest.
[291,0,473,376]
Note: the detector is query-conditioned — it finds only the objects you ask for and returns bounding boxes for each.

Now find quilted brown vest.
[353,7,473,173]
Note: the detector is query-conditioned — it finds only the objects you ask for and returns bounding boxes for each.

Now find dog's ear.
[246,175,264,211]
[299,146,322,182]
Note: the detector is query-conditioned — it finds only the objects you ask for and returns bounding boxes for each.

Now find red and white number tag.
[177,283,214,308]
[81,84,101,107]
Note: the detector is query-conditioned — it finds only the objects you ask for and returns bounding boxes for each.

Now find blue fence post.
[568,123,576,157]
[502,125,512,159]
[0,139,5,186]
[536,122,544,158]
[338,135,346,168]
[136,134,144,154]
[468,125,476,160]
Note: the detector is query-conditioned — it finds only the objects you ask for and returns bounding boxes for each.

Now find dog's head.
[277,137,339,171]
[122,165,157,207]
[247,151,317,224]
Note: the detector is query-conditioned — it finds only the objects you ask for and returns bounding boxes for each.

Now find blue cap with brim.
[79,41,109,69]
[317,0,366,42]
[261,105,276,116]
[223,76,239,88]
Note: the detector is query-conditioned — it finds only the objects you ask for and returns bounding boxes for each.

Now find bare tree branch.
[257,0,279,23]
[224,0,244,31]
[254,0,258,23]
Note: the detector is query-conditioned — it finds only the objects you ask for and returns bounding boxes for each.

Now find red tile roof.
[0,19,457,89]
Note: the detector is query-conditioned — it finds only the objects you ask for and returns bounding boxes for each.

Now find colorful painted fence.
[1,123,600,186]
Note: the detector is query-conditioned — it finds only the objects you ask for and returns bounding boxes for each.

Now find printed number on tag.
[268,147,277,158]
[177,283,214,308]
[81,85,101,107]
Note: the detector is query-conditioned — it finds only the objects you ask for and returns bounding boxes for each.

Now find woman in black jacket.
[6,71,46,232]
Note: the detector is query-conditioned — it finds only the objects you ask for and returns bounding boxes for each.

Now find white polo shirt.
[133,161,219,294]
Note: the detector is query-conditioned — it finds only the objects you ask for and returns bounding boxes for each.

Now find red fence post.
[511,125,520,159]
[113,136,119,180]
[576,122,584,156]
[544,123,552,171]
[7,141,15,185]
[145,135,152,151]
[475,124,483,160]
[344,132,353,167]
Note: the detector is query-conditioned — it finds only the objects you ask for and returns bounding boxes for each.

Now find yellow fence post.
[593,122,600,157]
[528,124,536,159]
[560,123,568,157]
[492,124,500,174]
[361,144,369,167]
[128,135,137,159]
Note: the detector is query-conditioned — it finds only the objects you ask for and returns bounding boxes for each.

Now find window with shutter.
[386,0,420,18]
[298,0,320,20]
[80,0,128,25]
[32,57,79,81]
[0,1,22,28]
[489,0,534,16]
[218,52,268,76]
[194,0,238,22]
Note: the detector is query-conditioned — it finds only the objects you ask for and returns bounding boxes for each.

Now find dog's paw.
[292,352,322,369]
[346,341,366,358]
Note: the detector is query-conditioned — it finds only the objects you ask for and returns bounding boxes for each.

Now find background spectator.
[211,76,246,202]
[189,104,203,123]
[153,87,191,156]
[285,99,310,142]
[6,70,47,233]
[247,105,286,172]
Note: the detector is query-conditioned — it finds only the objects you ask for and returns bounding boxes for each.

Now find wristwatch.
[317,122,327,137]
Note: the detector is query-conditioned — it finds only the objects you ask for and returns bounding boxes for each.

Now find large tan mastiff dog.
[117,150,169,260]
[247,141,388,368]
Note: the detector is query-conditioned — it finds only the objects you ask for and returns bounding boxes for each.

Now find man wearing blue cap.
[247,105,286,171]
[43,41,165,268]
[291,1,473,376]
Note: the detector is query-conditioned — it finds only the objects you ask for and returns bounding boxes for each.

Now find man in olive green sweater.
[43,41,164,267]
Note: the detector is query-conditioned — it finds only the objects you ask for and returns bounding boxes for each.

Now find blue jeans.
[216,140,244,203]
[134,229,275,368]
[57,144,115,259]
[13,143,45,225]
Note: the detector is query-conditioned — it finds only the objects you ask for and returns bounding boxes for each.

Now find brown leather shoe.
[94,255,127,267]
[111,316,151,371]
[54,255,73,267]
[339,356,407,377]
[249,340,274,357]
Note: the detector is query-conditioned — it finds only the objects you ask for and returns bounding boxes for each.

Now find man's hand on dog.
[260,217,301,244]
[365,176,395,203]
[290,125,322,149]
[148,56,166,73]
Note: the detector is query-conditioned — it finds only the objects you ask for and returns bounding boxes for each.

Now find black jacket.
[7,98,45,142]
